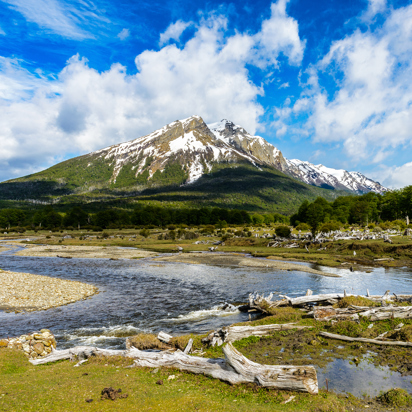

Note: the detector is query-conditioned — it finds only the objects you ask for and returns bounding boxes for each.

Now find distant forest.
[290,186,412,234]
[0,204,288,231]
[1,186,410,232]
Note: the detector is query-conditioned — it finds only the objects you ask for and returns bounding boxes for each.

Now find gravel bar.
[153,252,340,277]
[0,269,98,313]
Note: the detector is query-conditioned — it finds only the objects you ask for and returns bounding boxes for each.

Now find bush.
[167,225,176,230]
[275,225,291,238]
[373,226,383,232]
[295,222,310,231]
[139,229,150,238]
[102,232,110,239]
[319,221,341,232]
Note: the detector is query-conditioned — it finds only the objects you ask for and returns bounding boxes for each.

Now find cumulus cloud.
[0,26,5,35]
[281,3,412,167]
[254,0,305,67]
[0,1,304,181]
[159,20,191,46]
[117,28,130,40]
[375,162,412,188]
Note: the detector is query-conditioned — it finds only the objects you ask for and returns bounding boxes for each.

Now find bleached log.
[288,293,352,306]
[30,346,126,365]
[32,343,318,393]
[158,331,173,343]
[359,306,412,321]
[223,344,318,394]
[184,338,193,354]
[203,323,313,346]
[248,292,288,313]
[319,332,412,347]
[313,305,412,321]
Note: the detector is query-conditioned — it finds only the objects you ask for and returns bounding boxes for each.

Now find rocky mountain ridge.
[76,115,387,194]
[4,115,387,198]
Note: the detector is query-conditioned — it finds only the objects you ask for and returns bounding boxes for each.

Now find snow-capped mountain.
[208,119,289,173]
[7,114,387,197]
[90,115,387,194]
[94,115,263,184]
[285,160,388,194]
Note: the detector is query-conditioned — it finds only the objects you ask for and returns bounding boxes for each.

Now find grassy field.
[4,225,411,270]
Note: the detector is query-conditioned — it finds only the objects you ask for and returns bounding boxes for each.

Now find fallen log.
[313,305,412,321]
[202,323,313,347]
[30,343,318,394]
[319,332,412,347]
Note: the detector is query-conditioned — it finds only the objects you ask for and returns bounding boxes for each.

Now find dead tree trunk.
[29,343,318,394]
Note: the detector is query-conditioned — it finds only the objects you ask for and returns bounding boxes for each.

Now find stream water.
[1,243,412,397]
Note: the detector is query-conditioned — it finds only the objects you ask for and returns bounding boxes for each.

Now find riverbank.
[14,244,157,260]
[153,252,340,277]
[0,347,407,411]
[0,269,98,313]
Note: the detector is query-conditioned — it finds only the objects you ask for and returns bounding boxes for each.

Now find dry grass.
[127,333,169,350]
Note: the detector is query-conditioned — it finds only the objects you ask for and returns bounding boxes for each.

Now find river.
[1,244,412,396]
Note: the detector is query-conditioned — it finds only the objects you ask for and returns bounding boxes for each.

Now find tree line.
[0,204,288,230]
[291,186,412,234]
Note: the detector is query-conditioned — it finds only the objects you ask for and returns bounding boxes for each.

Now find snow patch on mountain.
[285,159,388,194]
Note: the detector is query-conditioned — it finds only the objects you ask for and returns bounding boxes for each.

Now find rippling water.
[1,245,412,395]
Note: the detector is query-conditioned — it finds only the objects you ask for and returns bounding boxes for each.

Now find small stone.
[151,368,159,374]
[33,342,44,355]
[85,399,93,403]
[33,333,44,340]
[156,380,163,385]
[167,375,176,380]
[40,329,51,333]
[0,339,8,348]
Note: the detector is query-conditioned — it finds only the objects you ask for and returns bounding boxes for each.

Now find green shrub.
[275,225,291,238]
[377,388,412,407]
[295,222,310,231]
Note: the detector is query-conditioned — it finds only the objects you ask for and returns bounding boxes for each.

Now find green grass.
[0,349,363,412]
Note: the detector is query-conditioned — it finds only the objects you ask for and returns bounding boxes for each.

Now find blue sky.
[0,0,411,188]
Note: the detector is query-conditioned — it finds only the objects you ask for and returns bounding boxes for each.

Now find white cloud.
[0,1,304,181]
[254,0,305,67]
[376,162,412,188]
[159,20,191,46]
[363,0,387,21]
[0,26,5,35]
[279,82,289,89]
[117,28,130,40]
[2,0,109,39]
[284,3,412,165]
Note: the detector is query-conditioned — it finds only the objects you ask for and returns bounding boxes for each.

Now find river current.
[1,245,412,396]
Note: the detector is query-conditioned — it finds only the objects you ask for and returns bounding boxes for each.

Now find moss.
[388,325,412,342]
[334,296,381,308]
[377,388,412,407]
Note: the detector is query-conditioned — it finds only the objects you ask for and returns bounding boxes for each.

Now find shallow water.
[1,246,412,395]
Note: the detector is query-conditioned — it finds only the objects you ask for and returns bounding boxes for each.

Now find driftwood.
[30,343,318,394]
[319,332,412,347]
[202,323,313,347]
[313,305,412,321]
[248,292,288,313]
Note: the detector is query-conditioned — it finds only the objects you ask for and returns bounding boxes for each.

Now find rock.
[33,342,44,355]
[1,330,57,358]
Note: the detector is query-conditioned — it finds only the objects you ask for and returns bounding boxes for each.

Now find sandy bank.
[14,244,157,260]
[153,253,340,277]
[0,269,98,313]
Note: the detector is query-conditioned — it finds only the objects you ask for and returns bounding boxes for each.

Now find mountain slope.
[0,115,386,212]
